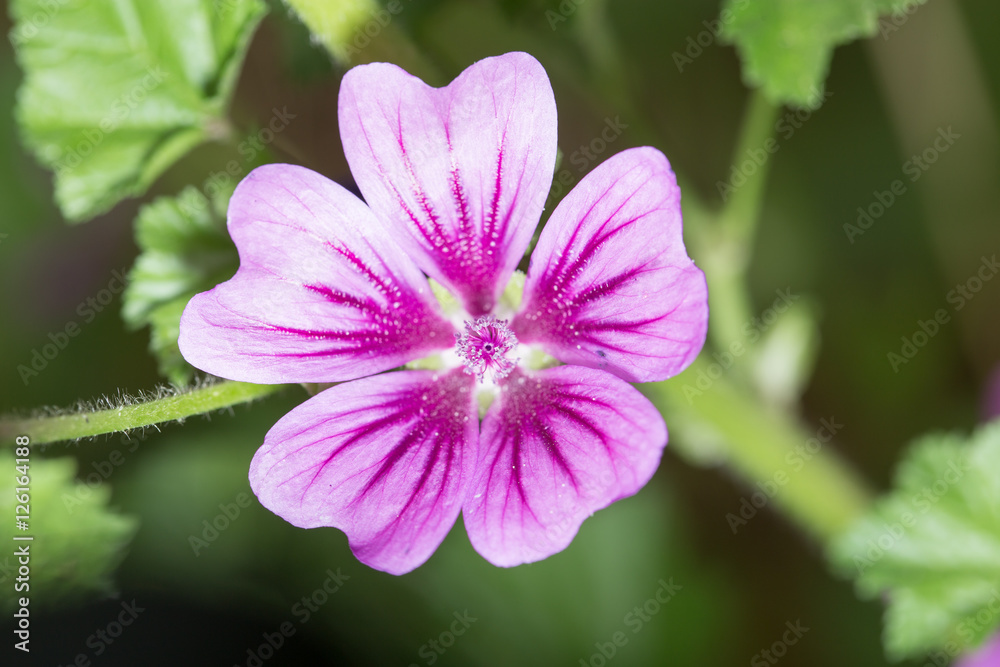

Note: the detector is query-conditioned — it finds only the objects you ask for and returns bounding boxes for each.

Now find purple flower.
[178,52,708,574]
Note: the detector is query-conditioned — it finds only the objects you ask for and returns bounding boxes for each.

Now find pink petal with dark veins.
[513,147,708,383]
[464,365,667,567]
[179,164,454,384]
[250,369,478,575]
[339,52,557,315]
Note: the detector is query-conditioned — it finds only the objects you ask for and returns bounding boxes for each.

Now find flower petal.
[463,365,667,567]
[339,52,558,315]
[179,164,454,384]
[250,369,478,575]
[512,147,708,383]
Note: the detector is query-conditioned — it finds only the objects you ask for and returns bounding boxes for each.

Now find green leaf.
[123,186,238,385]
[11,0,267,222]
[720,0,926,108]
[0,454,137,612]
[830,420,1000,660]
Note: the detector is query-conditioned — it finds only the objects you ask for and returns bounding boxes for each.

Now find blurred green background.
[2,0,999,665]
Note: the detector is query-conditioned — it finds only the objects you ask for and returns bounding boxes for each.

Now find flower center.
[455,315,518,382]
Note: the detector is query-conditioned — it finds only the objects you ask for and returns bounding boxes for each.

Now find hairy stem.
[0,381,285,446]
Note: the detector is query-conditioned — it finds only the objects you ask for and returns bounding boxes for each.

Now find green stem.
[718,89,780,243]
[647,358,873,542]
[0,381,285,446]
[703,89,780,356]
[654,90,873,543]
[574,0,634,124]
